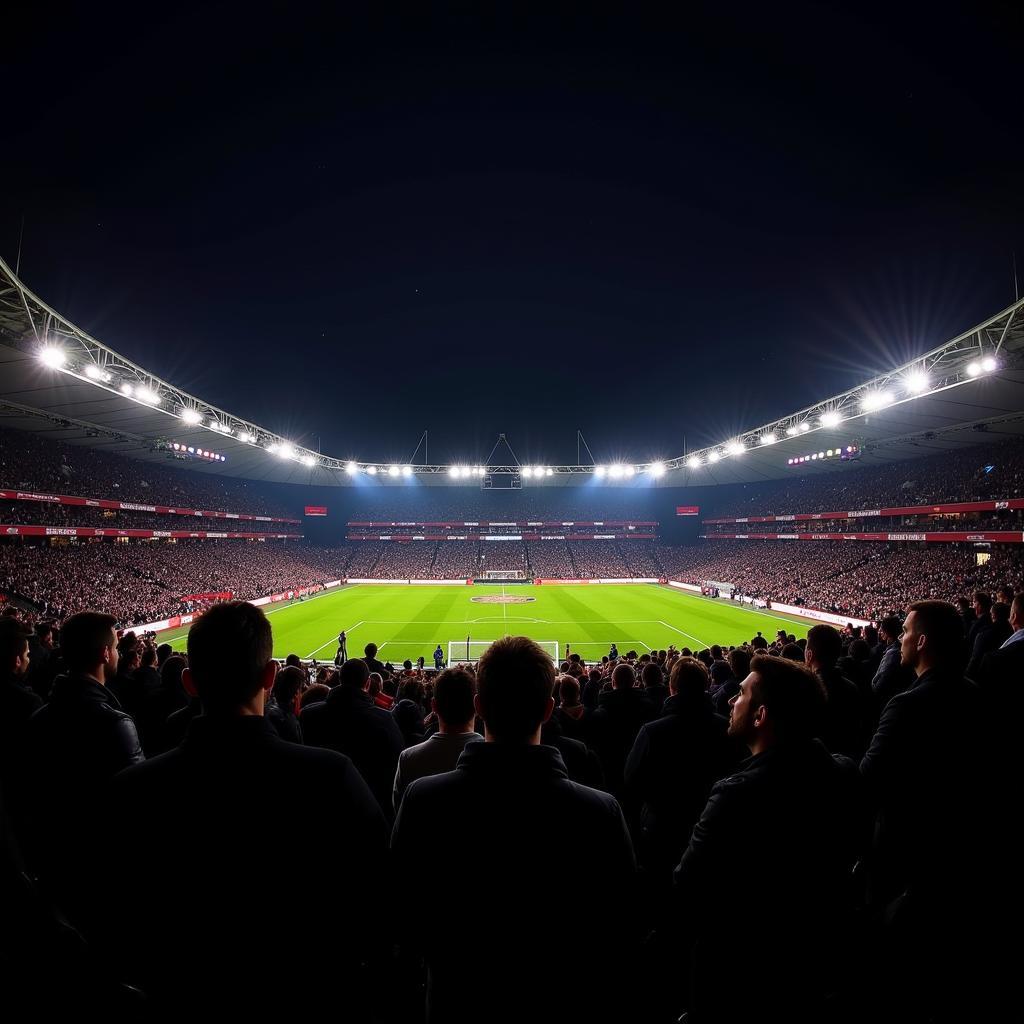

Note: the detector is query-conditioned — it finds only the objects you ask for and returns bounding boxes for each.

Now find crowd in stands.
[0,542,349,626]
[0,426,294,517]
[701,509,1024,534]
[2,583,1018,1020]
[704,435,1024,519]
[429,541,480,578]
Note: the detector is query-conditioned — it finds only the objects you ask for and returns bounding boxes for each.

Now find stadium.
[2,7,1021,1023]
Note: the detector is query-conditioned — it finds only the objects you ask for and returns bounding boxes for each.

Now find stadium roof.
[2,253,1023,488]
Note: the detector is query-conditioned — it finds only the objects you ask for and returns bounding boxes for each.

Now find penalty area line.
[658,620,708,648]
[305,619,365,660]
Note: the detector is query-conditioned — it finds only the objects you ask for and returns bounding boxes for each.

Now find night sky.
[4,3,1022,467]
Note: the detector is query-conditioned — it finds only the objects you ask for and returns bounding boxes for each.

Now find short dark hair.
[641,662,663,689]
[476,636,554,741]
[433,667,476,726]
[339,658,370,689]
[273,665,306,709]
[879,615,903,640]
[186,601,273,709]
[156,642,173,665]
[285,653,302,668]
[908,600,965,664]
[668,656,709,705]
[974,591,993,613]
[611,663,636,690]
[300,682,330,709]
[0,617,31,665]
[364,642,378,658]
[992,602,1011,623]
[806,624,842,667]
[727,647,752,680]
[749,654,826,740]
[60,611,118,675]
[781,642,805,662]
[140,644,157,668]
[750,635,768,650]
[559,676,581,705]
[35,621,54,641]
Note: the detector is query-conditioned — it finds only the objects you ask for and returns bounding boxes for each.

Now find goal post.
[447,639,560,665]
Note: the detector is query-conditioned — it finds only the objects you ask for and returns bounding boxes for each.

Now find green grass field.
[162,583,811,664]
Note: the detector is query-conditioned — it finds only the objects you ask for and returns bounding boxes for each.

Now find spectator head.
[367,672,383,698]
[558,675,581,707]
[1011,594,1024,632]
[781,642,804,662]
[776,630,787,643]
[611,663,636,690]
[364,642,378,659]
[640,662,663,690]
[273,665,306,715]
[879,615,903,645]
[403,660,413,672]
[997,585,1014,606]
[475,636,555,743]
[140,643,157,669]
[727,647,752,681]
[956,596,972,615]
[156,642,173,665]
[160,654,187,696]
[0,617,32,676]
[849,638,870,662]
[900,601,965,675]
[299,682,330,709]
[60,611,119,681]
[710,645,723,661]
[285,654,302,668]
[804,625,842,672]
[184,601,275,714]
[339,658,371,691]
[973,591,993,617]
[992,602,1011,625]
[668,656,710,711]
[750,635,768,651]
[35,621,55,648]
[729,655,826,749]
[863,625,878,646]
[432,667,476,731]
[399,677,425,705]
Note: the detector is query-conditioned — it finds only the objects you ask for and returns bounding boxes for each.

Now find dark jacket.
[23,674,144,893]
[0,673,44,825]
[540,717,604,789]
[966,619,1013,680]
[265,698,303,744]
[553,703,596,746]
[675,739,861,1020]
[871,641,912,708]
[621,694,741,879]
[817,665,867,758]
[94,715,388,1015]
[976,635,1024,703]
[860,668,989,906]
[301,684,405,820]
[641,683,670,715]
[392,742,636,1023]
[592,687,656,789]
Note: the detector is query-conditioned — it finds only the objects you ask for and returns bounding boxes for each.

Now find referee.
[337,630,348,661]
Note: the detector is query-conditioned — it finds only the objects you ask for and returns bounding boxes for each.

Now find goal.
[448,639,560,665]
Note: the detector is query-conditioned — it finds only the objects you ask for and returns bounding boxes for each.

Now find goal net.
[448,639,560,665]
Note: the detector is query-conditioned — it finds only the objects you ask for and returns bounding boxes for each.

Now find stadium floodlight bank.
[449,639,560,665]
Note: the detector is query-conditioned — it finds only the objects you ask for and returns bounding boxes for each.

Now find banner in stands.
[2,525,303,539]
[345,578,468,585]
[0,489,301,523]
[347,520,658,528]
[304,506,328,516]
[703,498,1024,524]
[534,578,659,585]
[675,506,700,516]
[702,531,1024,543]
[179,591,233,602]
[348,532,658,541]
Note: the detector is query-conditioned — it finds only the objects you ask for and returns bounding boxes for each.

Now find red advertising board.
[676,506,700,516]
[304,506,328,517]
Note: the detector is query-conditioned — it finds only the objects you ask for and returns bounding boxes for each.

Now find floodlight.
[649,461,666,477]
[39,347,67,369]
[708,451,721,463]
[981,356,997,373]
[181,408,202,425]
[594,465,606,478]
[799,422,810,433]
[267,443,280,455]
[240,432,255,444]
[387,465,400,477]
[545,467,553,476]
[785,426,798,436]
[624,465,635,477]
[346,461,358,475]
[278,444,295,460]
[609,465,624,479]
[367,465,378,475]
[476,466,485,476]
[84,363,111,382]
[686,456,701,470]
[522,467,533,478]
[402,465,412,477]
[820,411,842,428]
[726,440,745,457]
[120,383,134,397]
[534,466,545,477]
[449,466,460,478]
[302,454,315,467]
[861,390,892,412]
[904,370,929,394]
[760,433,776,446]
[135,386,160,405]
[187,447,195,454]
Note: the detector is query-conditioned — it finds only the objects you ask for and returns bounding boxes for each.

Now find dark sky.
[4,2,1022,467]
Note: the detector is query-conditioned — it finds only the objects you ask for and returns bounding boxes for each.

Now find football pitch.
[162,583,811,664]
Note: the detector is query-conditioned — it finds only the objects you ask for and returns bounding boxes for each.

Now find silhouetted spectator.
[805,624,866,757]
[592,663,655,788]
[266,664,304,744]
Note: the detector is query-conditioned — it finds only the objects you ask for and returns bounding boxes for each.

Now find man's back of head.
[432,667,476,730]
[185,601,273,714]
[805,624,842,671]
[879,615,903,645]
[476,636,554,742]
[641,662,663,689]
[0,616,32,676]
[60,611,119,680]
[902,600,965,676]
[669,656,710,710]
[611,663,636,690]
[339,657,371,690]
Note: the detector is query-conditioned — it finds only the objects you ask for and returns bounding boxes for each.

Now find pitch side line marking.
[658,620,708,648]
[660,585,814,631]
[305,619,365,659]
[263,583,355,619]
